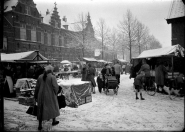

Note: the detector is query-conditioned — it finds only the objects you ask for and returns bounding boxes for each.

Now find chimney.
[63,16,67,22]
[46,9,50,15]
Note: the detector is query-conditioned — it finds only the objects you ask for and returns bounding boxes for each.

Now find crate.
[18,96,35,106]
[85,95,92,103]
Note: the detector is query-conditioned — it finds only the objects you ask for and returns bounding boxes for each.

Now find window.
[31,26,36,42]
[26,29,31,41]
[41,32,44,44]
[59,36,62,46]
[25,6,31,15]
[48,33,51,46]
[36,31,41,42]
[20,24,26,40]
[55,34,59,46]
[44,32,48,45]
[15,27,20,39]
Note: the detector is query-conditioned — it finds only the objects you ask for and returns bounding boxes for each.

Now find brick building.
[3,0,114,62]
[166,0,185,48]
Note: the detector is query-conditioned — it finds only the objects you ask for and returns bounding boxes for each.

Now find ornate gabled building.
[3,0,114,62]
[166,0,185,48]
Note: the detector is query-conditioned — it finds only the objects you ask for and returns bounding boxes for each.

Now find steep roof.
[4,0,19,12]
[167,0,185,20]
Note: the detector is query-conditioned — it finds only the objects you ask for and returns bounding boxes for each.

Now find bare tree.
[65,13,87,57]
[135,20,150,54]
[95,18,110,59]
[146,35,162,50]
[118,10,137,61]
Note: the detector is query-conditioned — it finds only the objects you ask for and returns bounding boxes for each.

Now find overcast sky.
[34,0,173,47]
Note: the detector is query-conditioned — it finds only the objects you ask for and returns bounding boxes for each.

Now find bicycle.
[143,76,157,96]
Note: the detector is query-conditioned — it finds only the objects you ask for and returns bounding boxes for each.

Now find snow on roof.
[4,0,18,12]
[1,51,48,61]
[168,0,185,19]
[134,44,184,59]
[117,59,128,63]
[83,57,97,62]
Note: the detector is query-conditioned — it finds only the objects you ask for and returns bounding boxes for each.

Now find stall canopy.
[60,60,71,64]
[97,60,107,63]
[117,59,128,63]
[83,57,97,62]
[1,51,49,62]
[133,44,184,59]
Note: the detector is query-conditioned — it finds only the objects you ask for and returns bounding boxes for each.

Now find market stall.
[57,79,92,106]
[132,44,184,89]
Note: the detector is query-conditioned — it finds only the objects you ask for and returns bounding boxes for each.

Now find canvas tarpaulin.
[133,44,184,59]
[57,79,91,106]
[83,57,97,62]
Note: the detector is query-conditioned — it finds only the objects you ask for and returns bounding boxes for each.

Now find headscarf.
[44,65,54,72]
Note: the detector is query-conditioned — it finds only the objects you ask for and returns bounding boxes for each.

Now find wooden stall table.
[57,79,92,107]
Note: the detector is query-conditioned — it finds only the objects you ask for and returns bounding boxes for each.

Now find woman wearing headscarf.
[34,65,60,130]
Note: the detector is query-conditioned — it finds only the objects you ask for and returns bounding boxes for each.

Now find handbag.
[57,94,66,109]
[26,104,37,116]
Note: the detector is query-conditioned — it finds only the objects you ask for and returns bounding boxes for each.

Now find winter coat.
[86,67,96,87]
[81,67,87,81]
[34,73,60,121]
[96,76,103,88]
[138,63,150,77]
[155,65,167,86]
[134,74,145,86]
[114,64,122,75]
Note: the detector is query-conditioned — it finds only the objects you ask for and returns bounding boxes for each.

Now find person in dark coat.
[134,71,145,100]
[101,63,112,91]
[86,63,96,94]
[138,59,151,89]
[3,64,15,98]
[34,65,60,130]
[96,73,104,93]
[81,64,87,81]
[155,61,167,92]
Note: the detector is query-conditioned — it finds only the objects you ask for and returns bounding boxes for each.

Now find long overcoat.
[81,67,87,81]
[34,73,60,121]
[86,67,96,87]
[155,65,167,86]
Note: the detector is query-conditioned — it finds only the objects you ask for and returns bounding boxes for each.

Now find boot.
[136,93,139,100]
[140,93,145,100]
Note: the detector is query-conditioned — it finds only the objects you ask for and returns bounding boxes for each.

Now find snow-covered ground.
[4,74,184,131]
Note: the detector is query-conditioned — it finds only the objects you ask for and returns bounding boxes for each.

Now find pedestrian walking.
[81,64,87,81]
[34,65,60,130]
[86,63,96,94]
[96,72,104,93]
[134,71,145,100]
[122,64,126,74]
[101,63,112,91]
[114,61,122,85]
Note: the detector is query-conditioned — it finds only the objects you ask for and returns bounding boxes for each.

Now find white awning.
[60,60,71,64]
[1,51,48,62]
[83,57,97,62]
[117,59,128,63]
[133,44,184,59]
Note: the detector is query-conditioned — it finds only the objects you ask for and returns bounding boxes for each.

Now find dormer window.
[25,6,31,15]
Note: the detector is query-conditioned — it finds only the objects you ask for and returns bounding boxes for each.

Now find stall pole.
[171,56,174,79]
[26,61,28,78]
[0,52,4,131]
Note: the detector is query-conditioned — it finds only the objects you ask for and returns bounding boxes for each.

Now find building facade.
[166,0,185,48]
[3,0,115,62]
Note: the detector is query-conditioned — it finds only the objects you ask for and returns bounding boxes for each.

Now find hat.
[44,65,54,72]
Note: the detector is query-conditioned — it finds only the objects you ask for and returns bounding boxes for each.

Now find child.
[96,73,104,93]
[134,71,145,100]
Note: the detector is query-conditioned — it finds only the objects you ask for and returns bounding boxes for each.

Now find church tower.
[50,2,61,28]
[85,12,95,37]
